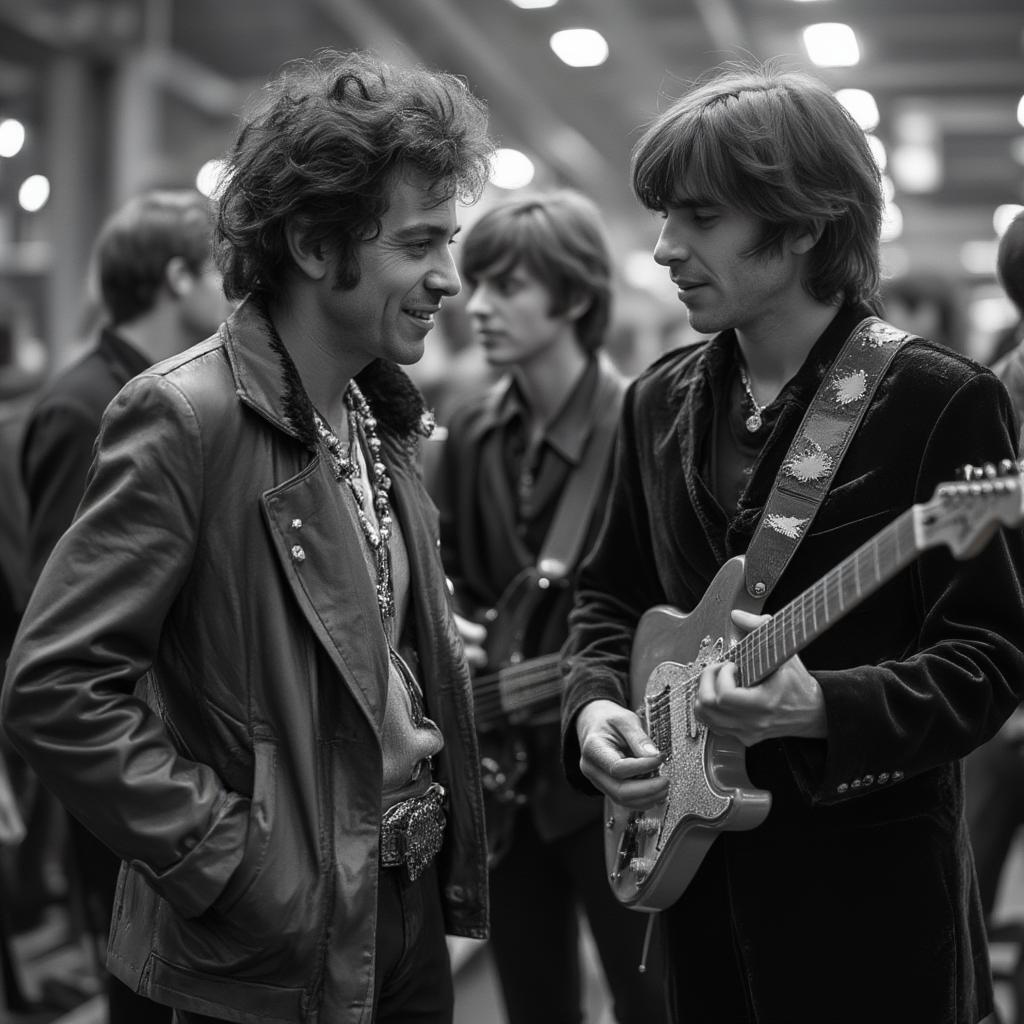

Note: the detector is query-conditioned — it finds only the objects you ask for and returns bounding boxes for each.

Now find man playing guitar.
[562,64,1024,1023]
[431,190,668,1024]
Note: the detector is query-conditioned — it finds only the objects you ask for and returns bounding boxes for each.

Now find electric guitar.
[606,462,1024,912]
[471,565,568,865]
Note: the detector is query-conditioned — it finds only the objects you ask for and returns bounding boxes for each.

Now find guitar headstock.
[917,460,1024,559]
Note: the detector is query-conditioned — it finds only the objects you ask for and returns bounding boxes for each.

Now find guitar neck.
[734,505,921,687]
[472,652,564,729]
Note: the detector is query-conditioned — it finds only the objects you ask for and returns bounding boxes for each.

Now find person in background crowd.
[2,49,493,1024]
[561,63,1024,1023]
[431,190,667,1024]
[962,207,1024,938]
[15,188,229,1024]
[991,210,1024,430]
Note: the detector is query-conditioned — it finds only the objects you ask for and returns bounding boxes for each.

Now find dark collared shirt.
[494,358,601,562]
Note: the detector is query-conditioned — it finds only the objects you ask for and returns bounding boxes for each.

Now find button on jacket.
[2,299,489,1023]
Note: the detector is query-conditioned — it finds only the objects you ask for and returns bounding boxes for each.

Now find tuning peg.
[999,459,1021,476]
[958,464,978,481]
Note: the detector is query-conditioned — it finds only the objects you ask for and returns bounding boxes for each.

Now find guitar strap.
[743,317,913,600]
[536,357,626,582]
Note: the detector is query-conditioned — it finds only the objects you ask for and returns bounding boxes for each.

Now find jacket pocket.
[159,736,322,983]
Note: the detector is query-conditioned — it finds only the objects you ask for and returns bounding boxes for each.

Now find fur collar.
[254,302,434,457]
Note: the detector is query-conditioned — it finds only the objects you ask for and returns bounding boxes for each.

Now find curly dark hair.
[632,62,883,310]
[214,49,492,302]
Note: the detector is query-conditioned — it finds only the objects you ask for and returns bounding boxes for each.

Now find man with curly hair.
[2,50,493,1024]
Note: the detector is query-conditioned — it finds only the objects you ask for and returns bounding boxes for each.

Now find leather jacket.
[1,300,489,1023]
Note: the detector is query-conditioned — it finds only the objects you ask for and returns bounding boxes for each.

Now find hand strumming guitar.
[576,699,669,809]
[695,609,827,746]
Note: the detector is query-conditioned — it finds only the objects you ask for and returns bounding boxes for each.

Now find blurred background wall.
[0,0,1022,393]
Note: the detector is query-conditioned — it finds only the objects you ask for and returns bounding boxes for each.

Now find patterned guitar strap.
[743,317,913,602]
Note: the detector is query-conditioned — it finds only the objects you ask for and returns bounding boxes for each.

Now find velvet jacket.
[1,300,489,1024]
[434,356,625,843]
[561,304,1024,1023]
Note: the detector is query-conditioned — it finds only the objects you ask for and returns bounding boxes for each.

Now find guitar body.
[600,466,1024,911]
[474,566,568,866]
[605,555,772,911]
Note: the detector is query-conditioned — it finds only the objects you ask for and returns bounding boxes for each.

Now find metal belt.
[380,782,447,880]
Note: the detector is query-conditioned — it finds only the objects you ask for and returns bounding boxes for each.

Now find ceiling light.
[960,240,999,276]
[490,148,535,190]
[0,118,26,158]
[549,29,609,68]
[195,158,226,198]
[890,144,942,193]
[802,23,860,67]
[835,89,879,131]
[18,174,49,212]
[994,204,1024,237]
[1017,94,1024,129]
[507,0,558,7]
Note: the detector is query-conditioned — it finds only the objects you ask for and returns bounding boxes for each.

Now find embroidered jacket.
[561,303,1024,1023]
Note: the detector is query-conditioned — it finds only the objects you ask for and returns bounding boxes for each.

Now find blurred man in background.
[962,207,1024,944]
[16,187,228,1023]
[991,209,1024,435]
[432,190,667,1024]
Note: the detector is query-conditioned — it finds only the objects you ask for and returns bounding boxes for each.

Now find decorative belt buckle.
[382,782,447,881]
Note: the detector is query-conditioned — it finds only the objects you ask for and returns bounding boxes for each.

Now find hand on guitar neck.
[576,608,825,810]
[694,609,827,746]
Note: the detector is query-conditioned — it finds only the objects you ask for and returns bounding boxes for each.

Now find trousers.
[487,812,667,1024]
[174,861,452,1024]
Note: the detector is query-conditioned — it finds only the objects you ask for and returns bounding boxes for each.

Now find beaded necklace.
[313,381,396,627]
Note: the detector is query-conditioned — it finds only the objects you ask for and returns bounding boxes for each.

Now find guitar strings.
[644,521,911,730]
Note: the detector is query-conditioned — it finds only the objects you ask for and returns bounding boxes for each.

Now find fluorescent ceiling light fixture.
[18,173,49,212]
[866,134,887,172]
[195,158,226,198]
[490,148,535,190]
[550,28,609,67]
[994,204,1024,237]
[0,118,25,158]
[508,0,558,7]
[835,88,878,131]
[802,23,860,67]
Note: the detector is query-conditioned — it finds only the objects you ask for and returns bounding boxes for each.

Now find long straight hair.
[632,63,883,310]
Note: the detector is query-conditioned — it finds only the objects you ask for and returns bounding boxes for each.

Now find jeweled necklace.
[737,363,768,433]
[313,381,396,626]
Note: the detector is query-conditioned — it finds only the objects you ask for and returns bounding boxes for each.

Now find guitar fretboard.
[472,652,563,728]
[733,506,919,687]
